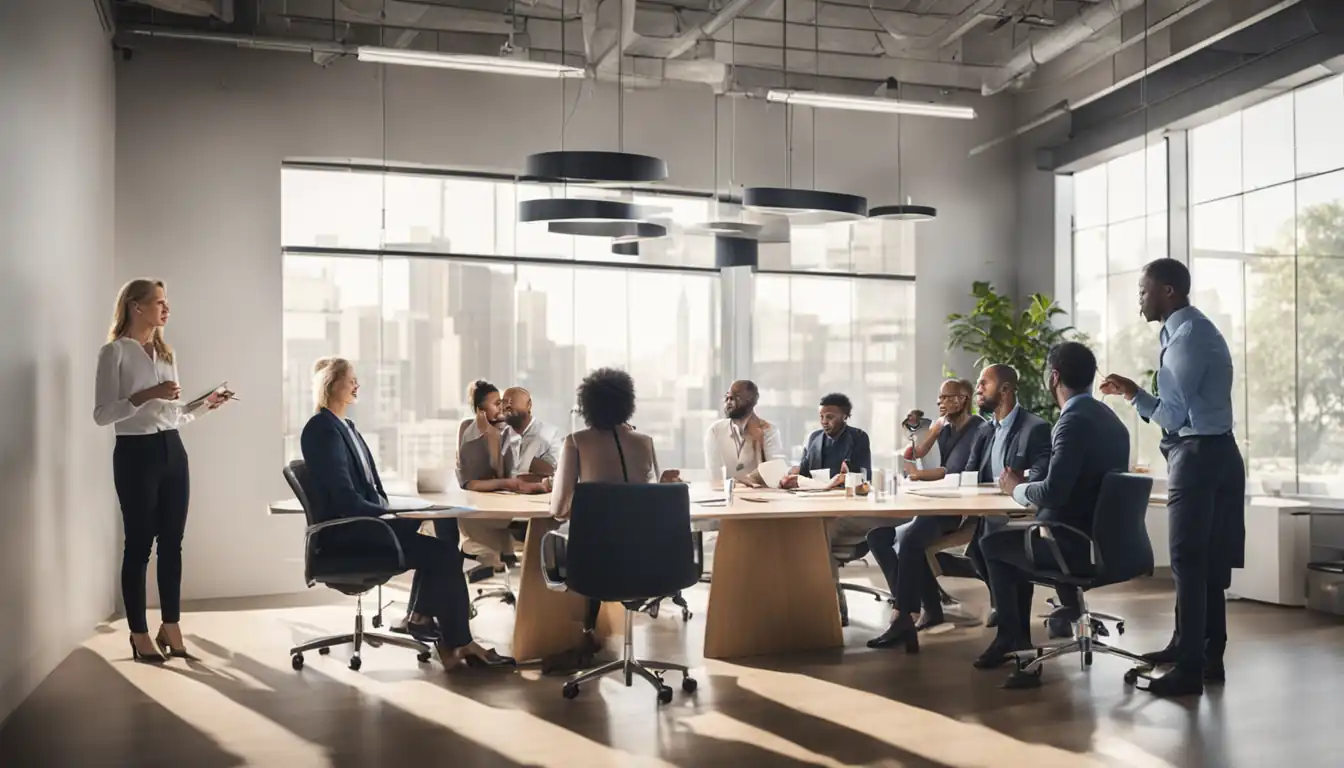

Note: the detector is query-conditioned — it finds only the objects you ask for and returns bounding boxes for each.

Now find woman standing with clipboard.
[93,279,232,663]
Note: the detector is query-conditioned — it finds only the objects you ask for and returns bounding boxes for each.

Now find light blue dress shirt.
[1129,306,1235,437]
[1012,393,1091,506]
[990,404,1021,481]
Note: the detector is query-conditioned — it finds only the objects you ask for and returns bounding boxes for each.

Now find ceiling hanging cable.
[743,0,867,221]
[521,0,665,234]
[869,78,937,221]
[690,19,761,239]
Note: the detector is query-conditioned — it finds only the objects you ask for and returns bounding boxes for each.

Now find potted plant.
[945,281,1080,423]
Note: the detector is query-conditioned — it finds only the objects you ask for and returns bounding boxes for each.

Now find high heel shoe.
[130,635,167,664]
[155,627,192,659]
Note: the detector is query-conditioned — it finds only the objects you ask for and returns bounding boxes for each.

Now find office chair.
[283,460,433,672]
[541,482,700,704]
[1003,473,1155,681]
[832,541,895,626]
[640,531,703,622]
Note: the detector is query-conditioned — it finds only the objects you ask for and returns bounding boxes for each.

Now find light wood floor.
[2,563,1342,768]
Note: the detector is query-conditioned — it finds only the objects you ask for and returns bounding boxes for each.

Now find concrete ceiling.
[115,0,1112,94]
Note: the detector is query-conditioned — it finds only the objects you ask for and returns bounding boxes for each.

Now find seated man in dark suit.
[975,342,1129,688]
[962,364,1052,628]
[300,357,513,670]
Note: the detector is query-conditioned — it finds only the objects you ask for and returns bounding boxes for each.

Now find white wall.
[115,39,1022,600]
[0,0,118,723]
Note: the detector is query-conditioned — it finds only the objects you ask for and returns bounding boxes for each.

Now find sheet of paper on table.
[386,495,435,512]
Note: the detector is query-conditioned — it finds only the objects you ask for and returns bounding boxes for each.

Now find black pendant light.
[520,0,666,185]
[869,80,937,222]
[547,220,667,238]
[742,3,868,222]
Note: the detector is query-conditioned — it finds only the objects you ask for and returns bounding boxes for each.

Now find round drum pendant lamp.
[868,200,937,222]
[525,151,668,184]
[548,220,667,238]
[743,187,867,221]
[612,239,642,257]
[688,221,763,238]
[519,198,643,232]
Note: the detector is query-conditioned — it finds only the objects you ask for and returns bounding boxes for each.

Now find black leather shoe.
[1146,668,1204,697]
[866,614,920,653]
[973,640,1030,670]
[1140,646,1178,665]
[1204,661,1225,684]
[1002,666,1043,689]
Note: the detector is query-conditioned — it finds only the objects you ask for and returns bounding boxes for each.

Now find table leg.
[510,518,620,661]
[703,517,843,659]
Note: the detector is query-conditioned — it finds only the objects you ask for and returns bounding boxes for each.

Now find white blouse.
[93,337,203,435]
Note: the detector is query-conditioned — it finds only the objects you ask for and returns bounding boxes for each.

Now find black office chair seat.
[1003,473,1155,683]
[540,482,700,705]
[284,460,433,672]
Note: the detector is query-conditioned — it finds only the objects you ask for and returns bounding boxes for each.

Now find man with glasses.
[866,379,988,651]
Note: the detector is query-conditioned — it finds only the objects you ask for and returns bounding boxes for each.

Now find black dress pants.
[980,527,1091,646]
[1163,434,1245,674]
[867,516,961,615]
[114,431,190,635]
[393,519,473,648]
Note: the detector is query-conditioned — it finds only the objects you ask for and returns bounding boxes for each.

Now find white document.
[386,495,436,512]
[756,459,790,489]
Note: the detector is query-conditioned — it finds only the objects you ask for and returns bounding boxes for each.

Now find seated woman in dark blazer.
[300,356,511,670]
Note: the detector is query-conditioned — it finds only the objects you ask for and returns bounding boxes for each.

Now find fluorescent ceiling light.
[357,47,585,79]
[765,89,976,120]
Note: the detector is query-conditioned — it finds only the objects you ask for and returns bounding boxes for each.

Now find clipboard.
[185,382,227,409]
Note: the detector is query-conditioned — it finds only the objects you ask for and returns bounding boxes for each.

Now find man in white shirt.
[502,387,563,477]
[704,380,786,487]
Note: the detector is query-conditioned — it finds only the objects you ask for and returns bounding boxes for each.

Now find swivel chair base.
[1009,591,1145,678]
[290,591,432,672]
[561,607,696,704]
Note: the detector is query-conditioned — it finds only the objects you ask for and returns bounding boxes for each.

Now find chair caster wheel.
[349,656,362,671]
[1116,622,1125,635]
[562,683,580,699]
[503,594,517,607]
[647,603,661,619]
[469,604,479,619]
[371,615,383,629]
[682,677,698,693]
[291,654,304,670]
[417,651,432,663]
[658,686,674,704]
[318,647,331,656]
[681,609,692,622]
[1123,666,1151,685]
[1084,651,1093,666]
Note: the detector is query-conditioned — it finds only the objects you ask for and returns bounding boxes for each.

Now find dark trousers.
[1163,435,1246,673]
[398,519,473,648]
[980,528,1090,645]
[114,431,190,635]
[969,516,1080,615]
[867,516,961,615]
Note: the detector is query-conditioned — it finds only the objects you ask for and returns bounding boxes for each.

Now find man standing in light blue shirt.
[1101,258,1245,698]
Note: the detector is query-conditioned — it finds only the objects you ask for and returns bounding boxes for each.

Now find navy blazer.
[798,425,872,480]
[964,408,1053,485]
[299,407,388,523]
[1023,396,1131,567]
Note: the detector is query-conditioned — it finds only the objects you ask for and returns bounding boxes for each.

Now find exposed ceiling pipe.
[123,26,353,54]
[878,0,1008,49]
[630,0,760,59]
[130,0,232,19]
[981,0,1146,95]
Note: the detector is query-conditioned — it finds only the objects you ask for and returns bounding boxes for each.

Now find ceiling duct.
[131,0,232,19]
[982,0,1146,95]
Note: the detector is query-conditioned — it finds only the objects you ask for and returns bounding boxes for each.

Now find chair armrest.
[540,528,570,592]
[981,519,1100,576]
[1020,521,1101,576]
[306,516,407,571]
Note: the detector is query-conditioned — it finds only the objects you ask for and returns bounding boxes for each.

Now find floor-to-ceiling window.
[1188,74,1344,496]
[282,166,917,482]
[1071,142,1168,473]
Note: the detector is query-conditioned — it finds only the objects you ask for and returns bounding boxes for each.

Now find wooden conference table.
[270,484,1022,660]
